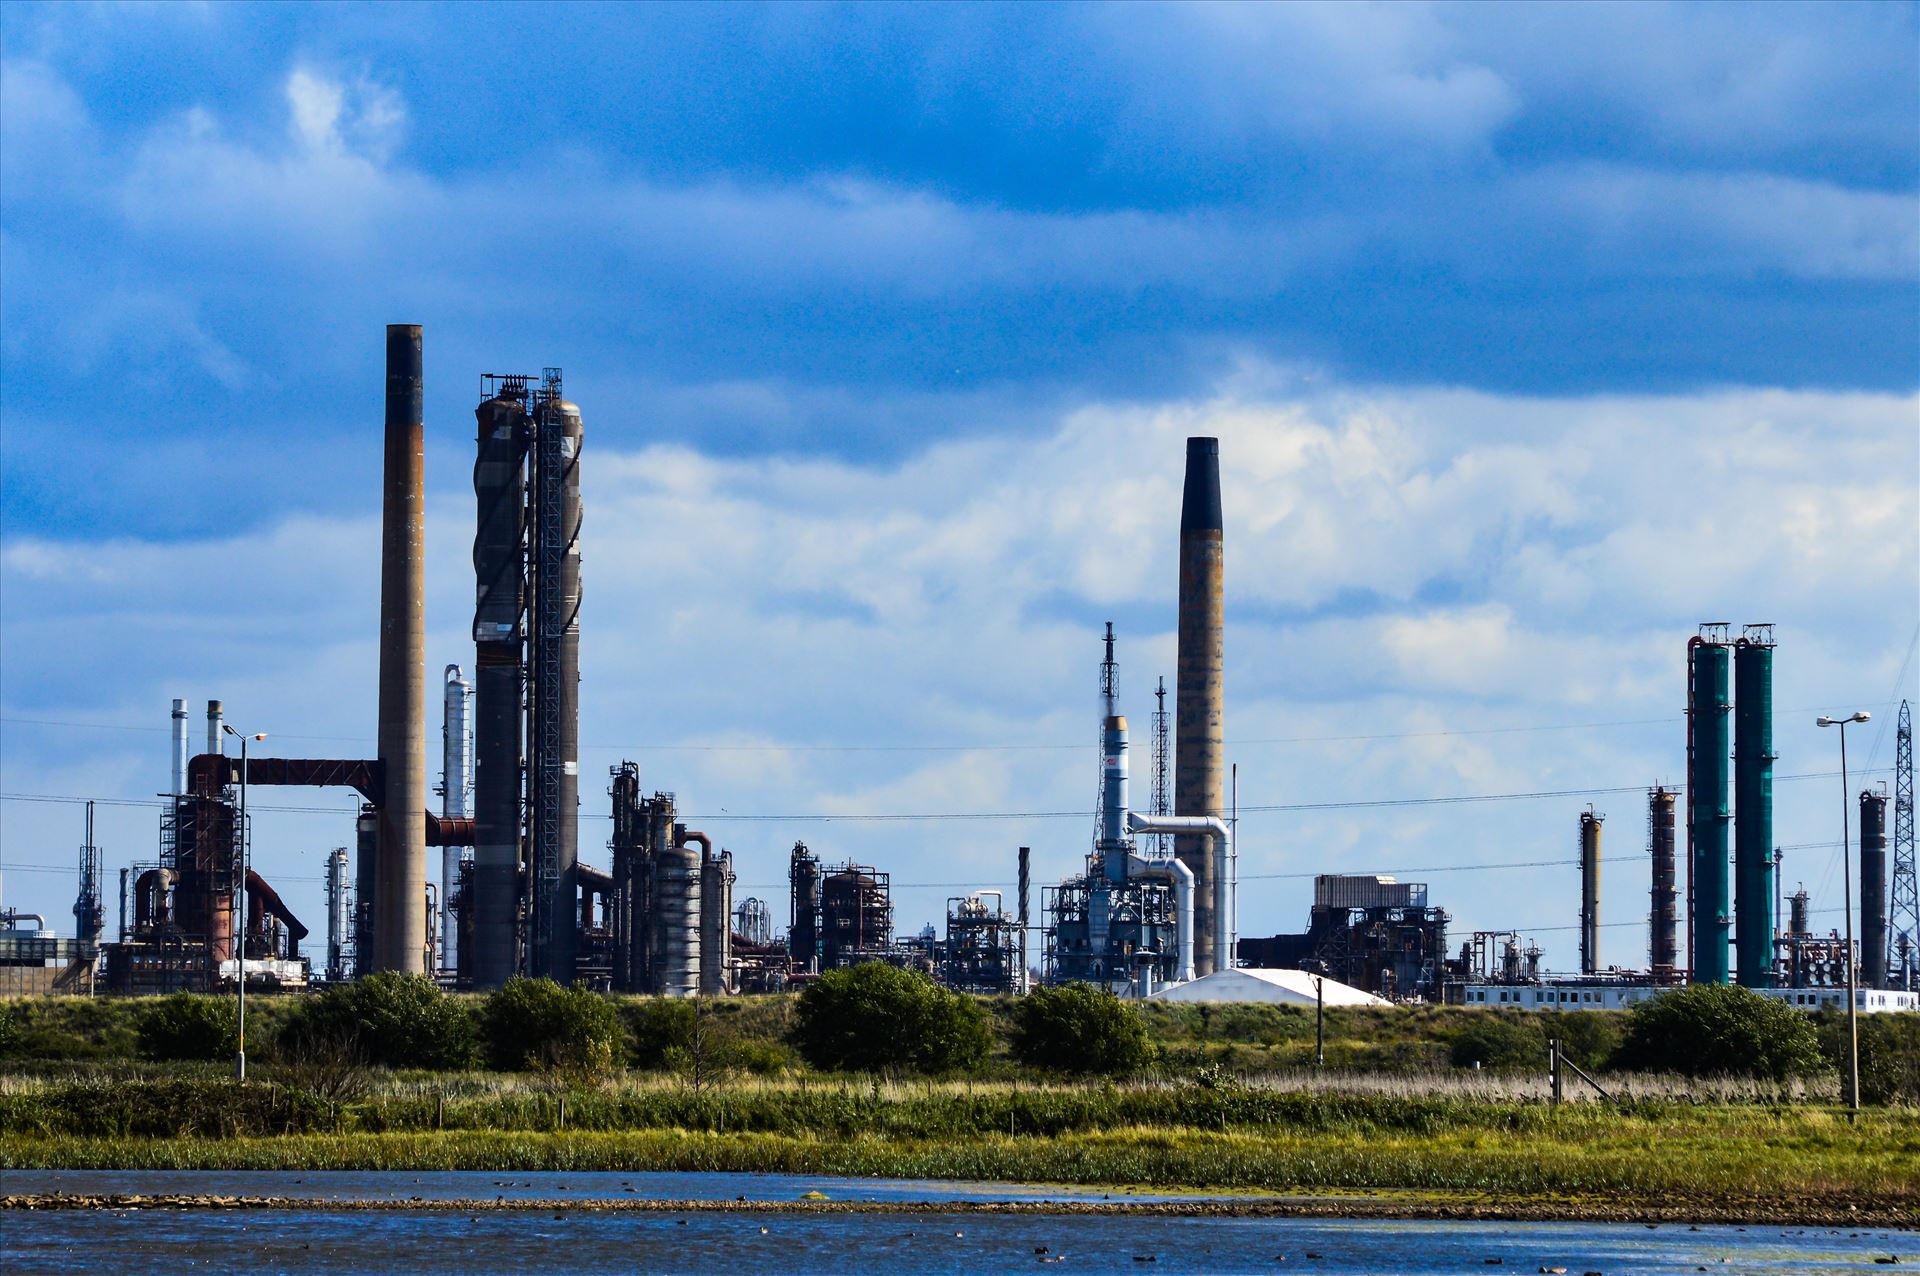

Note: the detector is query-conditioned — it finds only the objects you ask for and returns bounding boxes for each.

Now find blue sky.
[2,2,1916,970]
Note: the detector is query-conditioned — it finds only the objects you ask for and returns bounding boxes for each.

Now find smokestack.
[207,699,225,758]
[171,699,190,796]
[1175,436,1224,976]
[1580,806,1603,975]
[1862,789,1889,988]
[374,323,428,975]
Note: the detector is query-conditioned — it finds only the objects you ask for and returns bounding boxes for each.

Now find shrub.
[791,963,991,1074]
[136,993,238,1062]
[480,977,624,1075]
[0,1003,20,1059]
[1009,984,1152,1074]
[624,999,695,1069]
[1447,1014,1545,1071]
[277,972,474,1070]
[1817,1011,1920,1107]
[1613,984,1823,1080]
[1537,1009,1622,1073]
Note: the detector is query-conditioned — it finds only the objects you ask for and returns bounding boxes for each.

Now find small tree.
[1613,983,1823,1080]
[480,977,624,1077]
[1447,1013,1545,1071]
[791,962,991,1074]
[1009,983,1152,1074]
[137,993,238,1062]
[277,972,474,1070]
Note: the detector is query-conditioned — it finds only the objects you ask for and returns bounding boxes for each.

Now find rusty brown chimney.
[374,324,428,973]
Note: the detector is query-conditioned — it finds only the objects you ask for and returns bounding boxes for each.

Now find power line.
[2,702,1898,756]
[0,767,1886,827]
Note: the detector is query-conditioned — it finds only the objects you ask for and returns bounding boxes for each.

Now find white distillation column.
[441,665,473,973]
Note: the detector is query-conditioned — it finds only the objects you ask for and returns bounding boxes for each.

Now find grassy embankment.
[3,1072,1915,1210]
[3,993,1914,1217]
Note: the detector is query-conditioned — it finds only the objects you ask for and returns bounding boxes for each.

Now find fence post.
[1549,1037,1563,1106]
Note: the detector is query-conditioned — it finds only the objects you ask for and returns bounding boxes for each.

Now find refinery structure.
[3,323,1916,1015]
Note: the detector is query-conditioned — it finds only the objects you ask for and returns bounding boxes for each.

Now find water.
[3,1172,1907,1274]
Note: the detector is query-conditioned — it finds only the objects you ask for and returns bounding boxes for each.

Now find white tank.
[655,846,701,998]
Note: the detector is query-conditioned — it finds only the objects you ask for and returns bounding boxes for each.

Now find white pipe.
[1122,845,1196,983]
[171,699,190,795]
[1128,810,1226,978]
[207,699,225,758]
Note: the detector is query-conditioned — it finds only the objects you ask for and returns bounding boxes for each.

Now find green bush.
[136,993,238,1062]
[0,1077,326,1138]
[1447,1014,1545,1071]
[480,977,624,1074]
[1613,984,1824,1080]
[1009,984,1152,1074]
[623,999,695,1069]
[1537,1009,1622,1073]
[0,1003,21,1059]
[277,973,474,1070]
[1817,1011,1920,1107]
[791,963,991,1074]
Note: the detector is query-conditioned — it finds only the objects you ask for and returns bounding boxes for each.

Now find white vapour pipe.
[1128,810,1230,976]
[1124,847,1196,983]
[171,699,190,795]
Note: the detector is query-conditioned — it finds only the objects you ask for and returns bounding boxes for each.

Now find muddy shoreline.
[6,1192,1913,1228]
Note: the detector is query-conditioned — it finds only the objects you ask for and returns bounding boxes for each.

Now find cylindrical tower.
[656,843,701,998]
[171,699,190,796]
[471,386,527,989]
[1688,635,1732,984]
[374,323,429,975]
[1175,436,1224,976]
[1648,787,1679,973]
[1862,789,1889,988]
[1733,630,1776,987]
[325,846,350,983]
[207,699,225,757]
[1788,885,1810,936]
[699,846,733,995]
[789,842,820,975]
[440,664,472,975]
[1100,714,1130,883]
[556,397,583,980]
[1579,807,1603,975]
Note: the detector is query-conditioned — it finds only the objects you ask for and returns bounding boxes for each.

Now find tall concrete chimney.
[374,324,428,974]
[1175,436,1224,976]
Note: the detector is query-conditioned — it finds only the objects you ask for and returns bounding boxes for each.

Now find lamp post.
[223,724,267,1082]
[1817,711,1869,1119]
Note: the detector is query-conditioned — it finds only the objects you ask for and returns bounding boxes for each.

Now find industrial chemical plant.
[2,323,1915,1017]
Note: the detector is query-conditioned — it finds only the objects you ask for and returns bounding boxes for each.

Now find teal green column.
[1734,638,1776,987]
[1689,641,1732,984]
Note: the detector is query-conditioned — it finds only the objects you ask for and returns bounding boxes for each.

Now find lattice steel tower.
[1151,676,1171,857]
[1891,699,1916,982]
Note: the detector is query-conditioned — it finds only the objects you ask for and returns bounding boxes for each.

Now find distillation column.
[1580,807,1603,976]
[472,386,527,988]
[1688,633,1732,984]
[441,665,472,974]
[1733,630,1776,987]
[1862,789,1889,988]
[1648,786,1679,975]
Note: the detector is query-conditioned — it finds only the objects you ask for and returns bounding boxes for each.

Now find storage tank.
[1862,789,1889,988]
[654,844,701,998]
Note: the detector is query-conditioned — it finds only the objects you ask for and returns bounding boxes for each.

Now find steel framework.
[1892,699,1915,981]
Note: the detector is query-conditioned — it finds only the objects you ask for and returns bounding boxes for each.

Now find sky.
[2,1,1917,975]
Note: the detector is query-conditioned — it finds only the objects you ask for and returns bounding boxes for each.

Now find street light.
[1817,710,1869,1120]
[223,724,267,1082]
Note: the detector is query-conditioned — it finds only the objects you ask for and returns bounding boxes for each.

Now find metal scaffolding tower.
[1892,699,1916,980]
[1151,676,1170,857]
